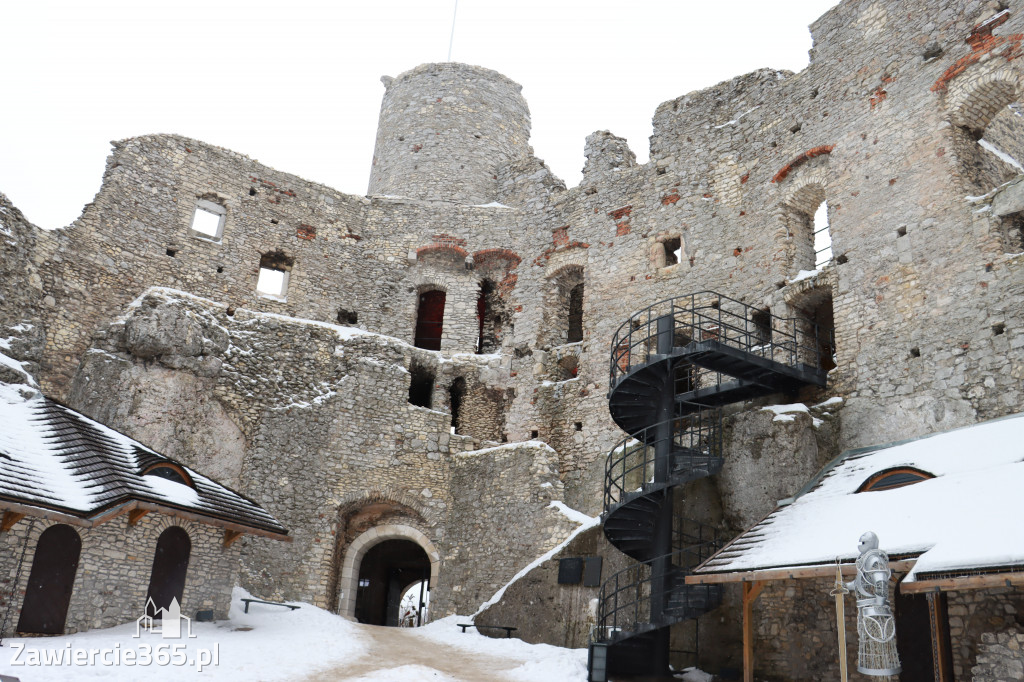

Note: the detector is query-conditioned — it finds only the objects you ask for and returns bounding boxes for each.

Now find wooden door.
[414,291,446,350]
[146,527,191,617]
[17,524,81,634]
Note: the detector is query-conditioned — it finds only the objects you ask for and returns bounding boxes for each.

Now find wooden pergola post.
[742,580,766,682]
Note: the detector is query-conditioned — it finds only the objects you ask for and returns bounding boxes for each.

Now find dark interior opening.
[354,539,430,627]
[751,308,772,346]
[414,290,446,351]
[567,283,584,343]
[408,363,435,408]
[146,526,192,618]
[449,377,466,433]
[663,237,681,266]
[16,524,81,635]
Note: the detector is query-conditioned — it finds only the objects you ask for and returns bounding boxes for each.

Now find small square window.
[191,200,225,241]
[257,268,287,296]
[256,251,294,300]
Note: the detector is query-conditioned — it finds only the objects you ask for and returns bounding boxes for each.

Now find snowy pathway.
[299,624,524,682]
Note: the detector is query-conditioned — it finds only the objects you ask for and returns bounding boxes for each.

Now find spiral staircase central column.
[649,314,676,674]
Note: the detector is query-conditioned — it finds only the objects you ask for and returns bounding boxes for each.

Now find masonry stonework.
[3,0,1024,675]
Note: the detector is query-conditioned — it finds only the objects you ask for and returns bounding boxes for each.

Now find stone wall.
[1,0,1023,671]
[972,626,1024,681]
[948,585,1024,678]
[0,515,239,637]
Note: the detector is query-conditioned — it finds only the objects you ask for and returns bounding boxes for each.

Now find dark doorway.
[414,290,446,350]
[477,279,502,354]
[408,363,435,408]
[894,590,937,682]
[567,283,584,342]
[146,527,192,617]
[17,524,81,634]
[354,539,430,626]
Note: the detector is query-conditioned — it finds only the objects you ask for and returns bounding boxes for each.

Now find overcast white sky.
[1,0,838,229]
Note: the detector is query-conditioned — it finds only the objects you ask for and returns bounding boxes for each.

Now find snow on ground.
[0,588,363,680]
[415,615,588,682]
[0,588,593,681]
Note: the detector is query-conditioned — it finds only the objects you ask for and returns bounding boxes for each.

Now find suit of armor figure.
[845,532,901,676]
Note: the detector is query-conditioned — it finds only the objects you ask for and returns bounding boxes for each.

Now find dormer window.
[142,463,194,488]
[857,467,934,493]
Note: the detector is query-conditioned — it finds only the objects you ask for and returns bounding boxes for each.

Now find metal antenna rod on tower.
[447,0,458,61]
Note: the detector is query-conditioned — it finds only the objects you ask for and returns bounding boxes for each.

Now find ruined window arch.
[476,278,503,354]
[541,265,585,348]
[949,73,1024,196]
[414,289,446,351]
[780,180,830,275]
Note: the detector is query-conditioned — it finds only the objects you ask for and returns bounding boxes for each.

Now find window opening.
[813,202,833,268]
[337,308,358,325]
[567,283,584,343]
[408,364,435,408]
[663,237,681,266]
[751,309,772,347]
[449,377,466,434]
[143,463,193,488]
[476,279,502,354]
[191,200,225,241]
[414,290,445,351]
[257,251,294,299]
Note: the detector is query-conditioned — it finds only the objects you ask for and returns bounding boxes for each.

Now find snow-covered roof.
[695,412,1024,582]
[0,380,287,539]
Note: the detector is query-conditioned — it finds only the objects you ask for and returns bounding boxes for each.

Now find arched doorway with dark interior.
[354,539,431,627]
[146,526,192,617]
[17,524,82,635]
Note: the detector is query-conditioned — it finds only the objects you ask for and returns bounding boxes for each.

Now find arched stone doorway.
[337,524,440,622]
[354,539,430,626]
[146,526,191,617]
[17,524,81,635]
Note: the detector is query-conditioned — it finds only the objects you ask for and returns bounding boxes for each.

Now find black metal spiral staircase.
[588,292,833,681]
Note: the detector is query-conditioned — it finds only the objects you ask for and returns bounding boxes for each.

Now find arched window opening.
[17,525,81,635]
[956,87,1024,195]
[781,184,829,275]
[354,539,430,627]
[414,290,446,351]
[408,362,435,408]
[857,467,934,493]
[449,377,466,434]
[567,283,584,343]
[146,526,192,618]
[476,279,503,354]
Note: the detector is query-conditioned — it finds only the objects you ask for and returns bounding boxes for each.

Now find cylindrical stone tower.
[367,63,532,204]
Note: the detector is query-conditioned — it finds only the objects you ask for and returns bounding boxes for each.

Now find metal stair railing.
[595,536,724,643]
[604,410,723,513]
[609,291,832,390]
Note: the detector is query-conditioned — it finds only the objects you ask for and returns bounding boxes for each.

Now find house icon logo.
[135,597,196,639]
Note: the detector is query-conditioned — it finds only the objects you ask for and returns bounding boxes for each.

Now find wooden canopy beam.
[901,571,1024,593]
[128,509,149,526]
[223,530,243,548]
[1,511,25,532]
[688,559,917,585]
[743,580,766,682]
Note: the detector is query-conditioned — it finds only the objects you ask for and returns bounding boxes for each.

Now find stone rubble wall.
[972,626,1024,682]
[0,515,239,638]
